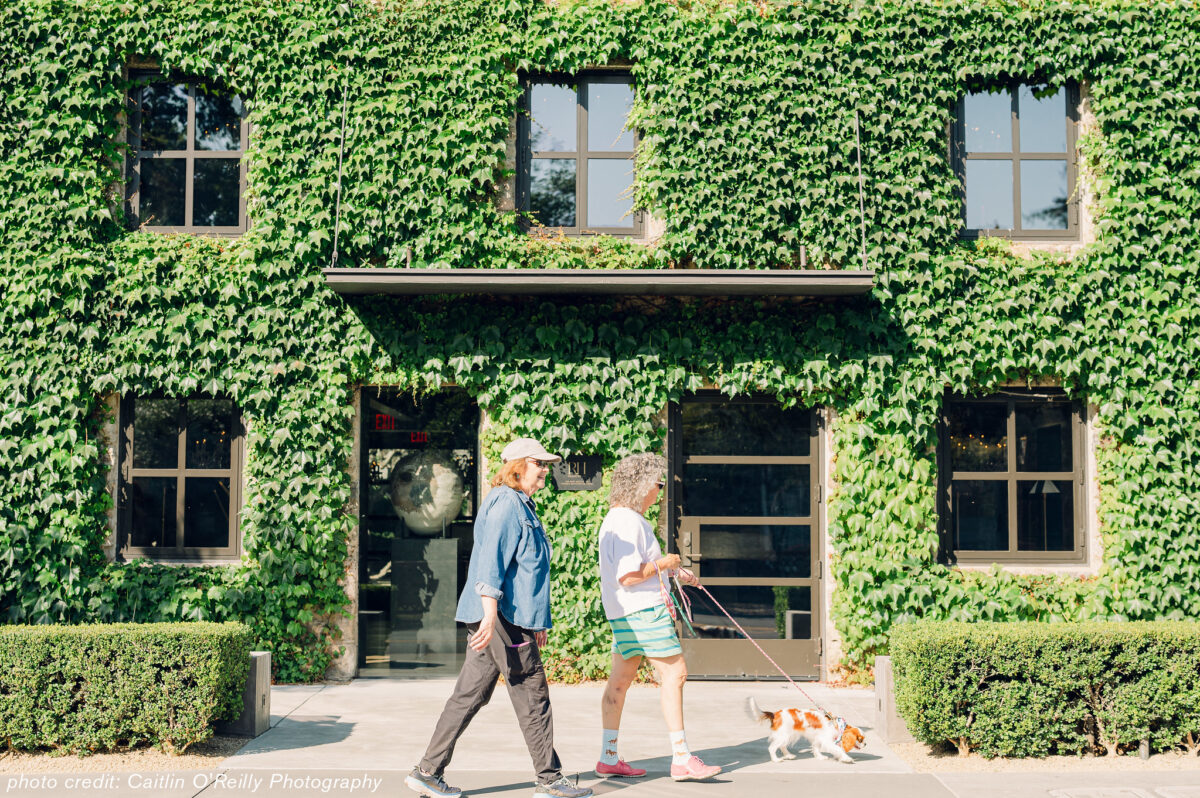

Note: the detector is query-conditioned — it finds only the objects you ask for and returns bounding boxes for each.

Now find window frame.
[516,70,642,237]
[125,71,248,235]
[937,389,1087,565]
[116,394,244,562]
[953,80,1080,241]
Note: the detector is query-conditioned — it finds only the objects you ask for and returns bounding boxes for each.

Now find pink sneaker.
[594,759,647,778]
[671,755,722,781]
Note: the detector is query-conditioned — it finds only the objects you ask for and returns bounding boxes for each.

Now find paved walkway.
[5,679,1199,798]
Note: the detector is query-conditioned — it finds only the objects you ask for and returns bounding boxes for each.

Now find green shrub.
[891,621,1200,758]
[0,622,251,754]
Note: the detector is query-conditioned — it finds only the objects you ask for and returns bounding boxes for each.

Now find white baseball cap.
[500,437,562,464]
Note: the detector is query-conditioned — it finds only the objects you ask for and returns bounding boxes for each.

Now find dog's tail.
[746,697,774,726]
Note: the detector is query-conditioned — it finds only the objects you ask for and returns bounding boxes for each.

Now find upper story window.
[938,390,1085,564]
[517,72,641,236]
[953,81,1079,239]
[126,75,247,234]
[117,395,243,561]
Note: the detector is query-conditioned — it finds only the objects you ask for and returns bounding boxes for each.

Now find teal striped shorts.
[609,604,683,660]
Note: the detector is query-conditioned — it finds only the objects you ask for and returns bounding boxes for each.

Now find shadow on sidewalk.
[230,715,355,757]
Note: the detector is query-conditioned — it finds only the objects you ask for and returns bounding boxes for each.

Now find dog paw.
[782,753,797,760]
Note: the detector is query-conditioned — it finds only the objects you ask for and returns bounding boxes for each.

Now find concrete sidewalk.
[4,679,1199,798]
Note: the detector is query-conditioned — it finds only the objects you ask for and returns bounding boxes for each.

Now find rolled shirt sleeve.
[475,581,503,600]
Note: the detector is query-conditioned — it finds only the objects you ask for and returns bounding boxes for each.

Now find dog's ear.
[841,728,864,753]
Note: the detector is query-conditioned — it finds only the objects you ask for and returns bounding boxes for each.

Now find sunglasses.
[655,480,666,489]
[528,458,554,468]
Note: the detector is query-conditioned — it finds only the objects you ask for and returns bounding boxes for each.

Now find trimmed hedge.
[0,622,251,754]
[891,621,1200,758]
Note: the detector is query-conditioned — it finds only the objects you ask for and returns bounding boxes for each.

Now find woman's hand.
[535,630,547,648]
[677,567,699,587]
[469,618,495,651]
[657,553,682,572]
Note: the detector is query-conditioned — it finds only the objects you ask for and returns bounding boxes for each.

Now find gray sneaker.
[533,776,592,798]
[405,767,462,798]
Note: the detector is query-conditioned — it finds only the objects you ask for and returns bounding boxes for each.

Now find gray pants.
[419,616,563,784]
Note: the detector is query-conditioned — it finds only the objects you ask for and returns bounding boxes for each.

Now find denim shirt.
[455,485,553,631]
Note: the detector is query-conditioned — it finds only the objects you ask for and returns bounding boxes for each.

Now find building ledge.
[323,268,875,297]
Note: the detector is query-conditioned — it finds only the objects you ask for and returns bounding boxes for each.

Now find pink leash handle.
[688,583,833,720]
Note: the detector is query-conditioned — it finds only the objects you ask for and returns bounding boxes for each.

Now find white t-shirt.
[598,506,665,620]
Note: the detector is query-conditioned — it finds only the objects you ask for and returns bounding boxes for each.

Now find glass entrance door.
[358,388,478,677]
[670,396,822,679]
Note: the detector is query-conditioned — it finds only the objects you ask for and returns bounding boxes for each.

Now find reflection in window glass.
[698,525,811,579]
[1020,160,1069,230]
[689,585,811,639]
[951,480,1008,550]
[195,90,243,151]
[682,403,811,457]
[530,83,576,151]
[185,477,230,548]
[1018,85,1066,152]
[587,82,634,151]
[530,159,576,227]
[131,477,177,547]
[586,158,633,228]
[186,399,233,469]
[964,89,1012,153]
[1017,480,1073,551]
[193,159,241,226]
[965,160,1013,229]
[141,84,188,150]
[682,465,810,517]
[133,399,178,469]
[140,159,186,226]
[947,402,1007,471]
[1015,402,1072,471]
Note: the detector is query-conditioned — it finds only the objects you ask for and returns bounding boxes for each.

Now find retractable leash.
[676,579,841,724]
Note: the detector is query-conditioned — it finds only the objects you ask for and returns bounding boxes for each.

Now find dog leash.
[683,582,838,722]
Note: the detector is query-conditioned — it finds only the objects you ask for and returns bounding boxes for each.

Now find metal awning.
[323,268,874,297]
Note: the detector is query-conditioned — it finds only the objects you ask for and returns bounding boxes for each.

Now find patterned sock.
[670,730,690,765]
[600,729,620,765]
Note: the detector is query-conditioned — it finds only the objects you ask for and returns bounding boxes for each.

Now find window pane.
[1015,402,1072,471]
[131,477,177,548]
[586,81,634,151]
[951,480,1008,551]
[947,402,1007,471]
[689,585,811,640]
[185,477,230,548]
[186,399,233,469]
[682,402,811,457]
[963,89,1012,153]
[195,89,243,151]
[139,158,186,226]
[530,83,576,151]
[1020,160,1069,230]
[965,160,1013,230]
[1018,85,1067,153]
[1017,480,1074,551]
[133,398,178,468]
[140,83,188,150]
[529,159,576,227]
[586,158,634,228]
[698,524,811,579]
[193,159,240,227]
[681,464,810,517]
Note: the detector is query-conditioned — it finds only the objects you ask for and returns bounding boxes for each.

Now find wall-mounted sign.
[552,455,603,491]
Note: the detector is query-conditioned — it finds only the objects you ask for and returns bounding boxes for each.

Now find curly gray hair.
[609,453,667,510]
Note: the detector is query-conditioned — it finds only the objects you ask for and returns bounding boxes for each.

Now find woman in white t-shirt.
[593,453,722,783]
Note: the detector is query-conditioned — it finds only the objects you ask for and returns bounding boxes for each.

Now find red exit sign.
[373,415,429,443]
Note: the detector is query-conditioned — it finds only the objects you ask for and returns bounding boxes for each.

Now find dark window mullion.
[577,80,587,230]
[184,87,196,228]
[1010,86,1021,234]
[1006,400,1018,553]
[175,399,187,552]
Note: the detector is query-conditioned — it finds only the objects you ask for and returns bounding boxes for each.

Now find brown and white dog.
[746,698,866,764]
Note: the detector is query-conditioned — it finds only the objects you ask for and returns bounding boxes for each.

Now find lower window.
[939,390,1085,563]
[117,395,242,560]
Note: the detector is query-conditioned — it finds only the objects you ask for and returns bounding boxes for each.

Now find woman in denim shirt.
[407,438,592,798]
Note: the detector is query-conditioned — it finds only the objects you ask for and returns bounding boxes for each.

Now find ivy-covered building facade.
[3,0,1198,683]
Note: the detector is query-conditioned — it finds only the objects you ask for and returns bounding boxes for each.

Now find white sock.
[600,729,620,765]
[670,730,690,765]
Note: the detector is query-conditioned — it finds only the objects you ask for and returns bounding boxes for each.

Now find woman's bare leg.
[601,651,643,730]
[648,653,688,732]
